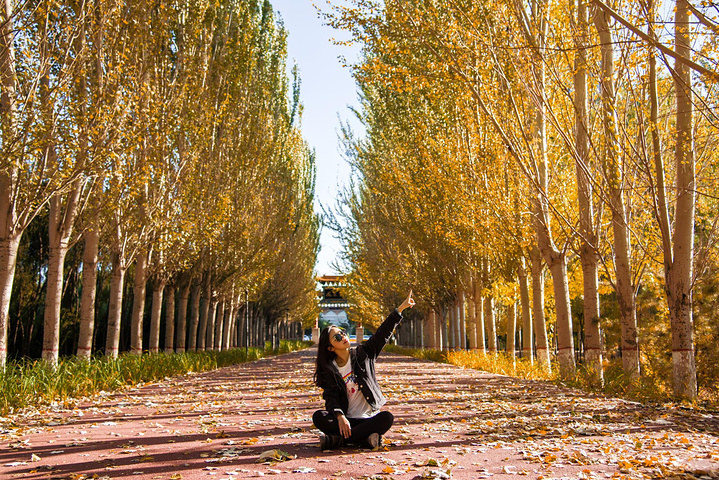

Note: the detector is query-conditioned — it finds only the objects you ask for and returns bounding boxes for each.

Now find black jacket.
[318,309,403,418]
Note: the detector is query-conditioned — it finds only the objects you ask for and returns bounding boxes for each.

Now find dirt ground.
[2,348,718,479]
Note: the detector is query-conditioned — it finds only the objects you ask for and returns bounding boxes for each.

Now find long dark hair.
[313,326,337,387]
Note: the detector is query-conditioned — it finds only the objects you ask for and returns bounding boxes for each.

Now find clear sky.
[270,0,362,276]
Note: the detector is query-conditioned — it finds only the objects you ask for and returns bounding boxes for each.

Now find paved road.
[2,349,718,479]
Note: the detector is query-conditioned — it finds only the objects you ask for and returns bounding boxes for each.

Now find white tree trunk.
[531,247,551,372]
[188,282,200,350]
[198,274,211,350]
[485,295,496,353]
[164,285,175,353]
[669,0,697,400]
[0,234,21,366]
[507,301,517,359]
[43,180,84,364]
[130,250,148,355]
[467,288,477,350]
[176,282,191,353]
[549,258,575,377]
[77,229,99,358]
[458,289,466,349]
[519,260,533,363]
[222,298,233,350]
[214,301,224,350]
[594,6,639,383]
[474,281,485,353]
[206,299,217,350]
[575,0,603,382]
[148,279,165,353]
[105,253,126,358]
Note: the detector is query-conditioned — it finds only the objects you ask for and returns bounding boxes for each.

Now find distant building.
[317,275,350,330]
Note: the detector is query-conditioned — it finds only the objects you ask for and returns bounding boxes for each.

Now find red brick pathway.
[2,349,718,479]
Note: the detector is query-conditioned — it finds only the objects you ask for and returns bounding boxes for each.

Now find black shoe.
[364,433,381,450]
[319,433,344,451]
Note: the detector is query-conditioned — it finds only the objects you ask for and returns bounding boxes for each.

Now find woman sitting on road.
[312,291,415,450]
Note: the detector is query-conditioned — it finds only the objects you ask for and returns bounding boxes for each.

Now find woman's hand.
[337,414,352,438]
[398,290,415,314]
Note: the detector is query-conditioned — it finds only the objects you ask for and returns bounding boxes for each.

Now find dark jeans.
[312,410,394,443]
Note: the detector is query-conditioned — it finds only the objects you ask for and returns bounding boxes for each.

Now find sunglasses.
[332,330,347,342]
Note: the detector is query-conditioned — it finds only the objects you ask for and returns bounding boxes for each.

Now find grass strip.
[0,340,312,415]
[384,345,691,405]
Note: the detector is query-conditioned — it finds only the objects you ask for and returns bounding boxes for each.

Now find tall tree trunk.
[574,0,603,382]
[0,0,25,367]
[77,229,99,358]
[668,0,697,400]
[467,289,477,350]
[43,181,84,364]
[458,289,466,349]
[474,280,485,353]
[148,279,165,353]
[188,282,201,350]
[549,257,574,377]
[594,6,639,382]
[176,282,190,353]
[105,251,127,358]
[485,295,496,353]
[222,298,233,350]
[531,247,551,371]
[206,299,217,350]
[0,234,21,365]
[130,250,148,355]
[198,273,211,350]
[214,301,224,350]
[534,103,575,378]
[164,284,176,353]
[519,259,533,362]
[507,301,517,359]
[525,0,575,378]
[448,301,455,349]
[440,306,447,350]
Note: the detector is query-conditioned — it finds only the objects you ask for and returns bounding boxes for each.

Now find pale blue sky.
[271,0,362,276]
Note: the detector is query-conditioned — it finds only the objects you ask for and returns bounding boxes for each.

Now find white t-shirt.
[334,359,375,418]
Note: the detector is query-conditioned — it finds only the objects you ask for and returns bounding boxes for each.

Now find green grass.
[0,340,312,415]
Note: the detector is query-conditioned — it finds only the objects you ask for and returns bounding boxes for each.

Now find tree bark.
[208,301,225,350]
[164,285,176,353]
[105,252,127,358]
[574,0,603,382]
[467,288,477,350]
[485,295,496,353]
[531,247,551,371]
[176,281,191,353]
[130,250,148,354]
[669,0,697,400]
[214,301,224,350]
[519,259,533,362]
[594,6,639,382]
[148,279,165,353]
[43,181,84,364]
[188,282,201,350]
[222,298,233,350]
[77,229,100,358]
[448,300,456,349]
[0,234,21,365]
[198,273,211,350]
[206,299,217,350]
[549,256,575,377]
[507,301,517,359]
[458,289,466,349]
[474,280,485,353]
